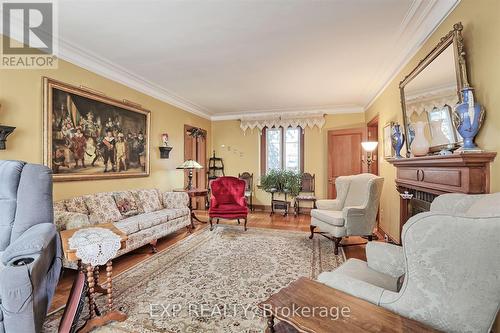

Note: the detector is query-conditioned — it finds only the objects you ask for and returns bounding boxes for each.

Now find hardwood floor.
[50,210,376,312]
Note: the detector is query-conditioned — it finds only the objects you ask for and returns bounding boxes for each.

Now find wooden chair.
[294,173,317,216]
[238,172,254,211]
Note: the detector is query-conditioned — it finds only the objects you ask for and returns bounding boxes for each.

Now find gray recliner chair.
[0,160,62,333]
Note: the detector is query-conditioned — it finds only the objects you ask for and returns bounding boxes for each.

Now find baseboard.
[377,226,399,244]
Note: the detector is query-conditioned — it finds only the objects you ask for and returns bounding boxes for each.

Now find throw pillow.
[53,200,67,212]
[113,191,140,217]
[65,196,89,215]
[54,211,91,231]
[85,194,122,224]
[134,189,163,213]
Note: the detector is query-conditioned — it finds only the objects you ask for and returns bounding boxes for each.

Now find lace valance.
[240,112,325,133]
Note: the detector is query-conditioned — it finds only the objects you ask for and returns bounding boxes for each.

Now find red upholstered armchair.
[209,176,248,231]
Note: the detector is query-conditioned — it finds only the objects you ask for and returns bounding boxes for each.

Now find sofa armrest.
[315,199,343,211]
[430,193,484,215]
[162,192,190,209]
[366,242,405,278]
[2,223,57,265]
[0,224,61,332]
[318,271,385,305]
[343,205,366,217]
[54,210,90,231]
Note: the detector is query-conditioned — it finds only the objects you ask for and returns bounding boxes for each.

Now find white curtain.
[239,112,325,133]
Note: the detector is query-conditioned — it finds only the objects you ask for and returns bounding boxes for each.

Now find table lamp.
[177,160,203,190]
[361,141,378,173]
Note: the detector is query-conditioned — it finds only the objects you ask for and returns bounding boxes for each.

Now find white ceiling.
[55,0,460,120]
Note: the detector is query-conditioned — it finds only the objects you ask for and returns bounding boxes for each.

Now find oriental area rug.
[44,225,344,333]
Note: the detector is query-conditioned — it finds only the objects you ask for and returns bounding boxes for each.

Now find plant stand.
[270,190,290,216]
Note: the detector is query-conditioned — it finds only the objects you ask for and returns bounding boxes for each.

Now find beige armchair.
[317,193,500,333]
[309,173,384,254]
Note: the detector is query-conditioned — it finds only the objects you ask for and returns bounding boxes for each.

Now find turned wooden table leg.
[86,264,96,319]
[266,314,275,333]
[106,261,113,311]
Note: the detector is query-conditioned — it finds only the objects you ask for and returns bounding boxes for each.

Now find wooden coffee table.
[258,277,439,333]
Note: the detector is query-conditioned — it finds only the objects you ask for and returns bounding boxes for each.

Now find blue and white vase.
[391,123,405,159]
[453,87,485,150]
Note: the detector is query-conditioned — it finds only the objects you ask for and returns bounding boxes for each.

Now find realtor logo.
[1,1,58,68]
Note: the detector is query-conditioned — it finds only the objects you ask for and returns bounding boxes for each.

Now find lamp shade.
[176,159,203,169]
[361,141,379,152]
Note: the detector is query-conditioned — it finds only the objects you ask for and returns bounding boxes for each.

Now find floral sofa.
[54,189,191,269]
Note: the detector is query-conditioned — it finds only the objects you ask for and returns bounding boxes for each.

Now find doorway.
[184,125,207,209]
[327,127,366,199]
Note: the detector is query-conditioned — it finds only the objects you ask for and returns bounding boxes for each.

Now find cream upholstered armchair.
[317,193,500,333]
[309,173,384,254]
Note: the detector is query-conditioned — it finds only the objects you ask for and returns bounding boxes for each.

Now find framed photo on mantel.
[43,77,151,181]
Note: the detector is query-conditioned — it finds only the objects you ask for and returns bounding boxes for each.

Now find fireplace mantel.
[388,152,496,242]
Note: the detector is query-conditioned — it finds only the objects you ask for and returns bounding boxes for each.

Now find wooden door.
[367,116,379,175]
[184,125,207,208]
[327,128,366,198]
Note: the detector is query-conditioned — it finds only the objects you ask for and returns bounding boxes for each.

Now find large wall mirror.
[399,22,469,156]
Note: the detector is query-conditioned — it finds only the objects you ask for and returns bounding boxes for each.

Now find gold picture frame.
[43,77,151,181]
[383,121,395,159]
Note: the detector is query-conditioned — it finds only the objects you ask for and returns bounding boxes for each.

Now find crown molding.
[363,0,461,111]
[11,0,458,121]
[58,39,213,120]
[210,105,364,121]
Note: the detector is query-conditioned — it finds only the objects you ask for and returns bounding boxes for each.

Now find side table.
[173,188,208,224]
[59,224,128,333]
[269,189,290,217]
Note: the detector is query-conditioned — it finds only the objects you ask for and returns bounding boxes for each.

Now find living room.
[0,0,499,332]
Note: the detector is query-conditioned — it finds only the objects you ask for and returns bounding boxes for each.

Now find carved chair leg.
[244,218,248,231]
[149,240,158,253]
[209,217,213,231]
[309,225,316,239]
[237,219,241,224]
[217,218,220,224]
[333,237,342,255]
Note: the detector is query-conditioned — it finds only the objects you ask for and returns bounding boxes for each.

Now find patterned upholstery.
[55,190,191,269]
[318,193,500,333]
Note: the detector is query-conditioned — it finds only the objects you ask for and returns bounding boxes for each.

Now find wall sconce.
[0,125,16,150]
[361,141,378,173]
[159,132,172,159]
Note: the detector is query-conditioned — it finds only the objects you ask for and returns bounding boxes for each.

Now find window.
[261,127,304,174]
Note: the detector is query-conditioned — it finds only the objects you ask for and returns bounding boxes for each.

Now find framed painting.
[383,122,395,159]
[43,77,151,181]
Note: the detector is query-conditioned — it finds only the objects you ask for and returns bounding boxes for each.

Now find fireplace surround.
[388,152,496,242]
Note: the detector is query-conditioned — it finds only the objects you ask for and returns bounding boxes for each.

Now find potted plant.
[260,169,302,197]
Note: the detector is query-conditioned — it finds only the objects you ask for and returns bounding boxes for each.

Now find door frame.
[327,127,367,199]
[367,115,379,175]
[184,124,207,208]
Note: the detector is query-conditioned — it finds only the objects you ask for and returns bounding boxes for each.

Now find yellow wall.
[0,43,211,201]
[211,113,366,206]
[366,0,500,242]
